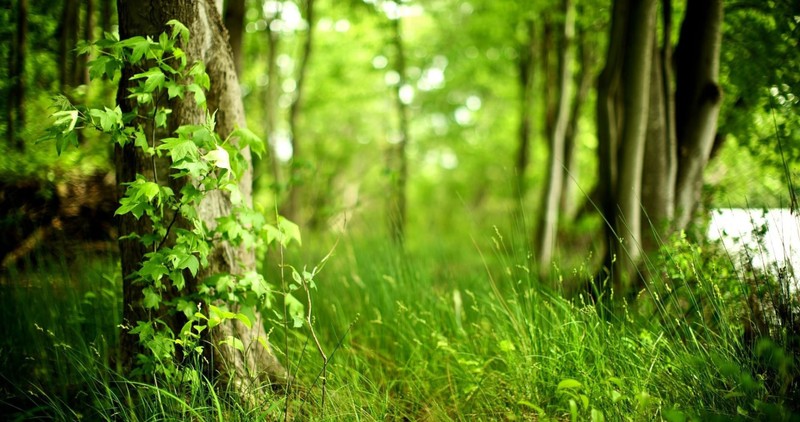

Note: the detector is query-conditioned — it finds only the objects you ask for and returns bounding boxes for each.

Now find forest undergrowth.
[1,220,798,421]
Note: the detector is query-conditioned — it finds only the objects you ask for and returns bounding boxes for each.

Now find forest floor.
[0,228,798,421]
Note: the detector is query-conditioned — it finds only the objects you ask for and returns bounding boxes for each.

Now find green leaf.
[186,84,206,109]
[166,19,190,44]
[143,287,161,309]
[176,299,197,319]
[166,81,184,99]
[188,62,210,89]
[88,55,121,79]
[119,36,153,63]
[517,400,544,414]
[155,108,171,128]
[234,313,252,329]
[204,146,231,171]
[159,137,199,162]
[284,294,304,328]
[499,339,516,352]
[176,254,199,277]
[53,110,79,133]
[132,67,166,92]
[89,106,123,133]
[219,336,244,352]
[557,379,582,391]
[278,217,302,246]
[55,131,79,156]
[141,181,160,201]
[230,126,266,158]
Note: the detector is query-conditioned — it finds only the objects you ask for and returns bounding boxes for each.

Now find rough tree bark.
[115,0,288,390]
[536,0,575,274]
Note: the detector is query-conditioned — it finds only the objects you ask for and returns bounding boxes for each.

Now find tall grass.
[1,224,797,420]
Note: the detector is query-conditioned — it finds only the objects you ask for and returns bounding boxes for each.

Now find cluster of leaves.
[43,21,301,379]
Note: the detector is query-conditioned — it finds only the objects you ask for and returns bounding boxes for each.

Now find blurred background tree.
[0,0,797,291]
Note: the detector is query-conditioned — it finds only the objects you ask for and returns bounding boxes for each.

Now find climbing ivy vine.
[44,21,301,379]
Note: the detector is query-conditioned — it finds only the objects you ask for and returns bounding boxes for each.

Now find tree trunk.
[514,18,536,198]
[641,0,677,253]
[536,0,574,275]
[614,0,657,287]
[263,14,283,195]
[100,0,113,33]
[115,0,288,389]
[559,22,594,218]
[595,0,627,290]
[595,0,724,295]
[284,0,316,223]
[58,0,80,88]
[80,0,94,86]
[223,0,245,76]
[388,16,410,244]
[8,0,27,150]
[541,16,558,142]
[673,0,724,230]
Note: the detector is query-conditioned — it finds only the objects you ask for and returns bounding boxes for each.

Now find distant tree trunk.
[673,0,724,230]
[284,0,316,223]
[223,0,245,76]
[58,0,80,88]
[615,0,657,284]
[595,0,657,291]
[388,15,410,244]
[641,0,677,253]
[596,0,723,294]
[595,0,627,291]
[115,0,288,390]
[536,0,575,275]
[8,0,27,150]
[559,20,594,218]
[514,18,536,199]
[100,0,113,33]
[80,0,94,86]
[541,16,558,142]
[263,13,283,195]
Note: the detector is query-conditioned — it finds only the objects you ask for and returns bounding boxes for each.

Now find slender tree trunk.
[59,0,80,88]
[388,16,410,244]
[560,23,594,218]
[284,0,316,222]
[595,0,627,289]
[8,0,27,150]
[541,16,558,141]
[536,0,574,274]
[614,0,657,287]
[641,1,677,253]
[223,0,245,76]
[80,0,94,86]
[514,18,536,198]
[264,16,283,195]
[116,0,288,389]
[100,0,113,33]
[673,0,724,230]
